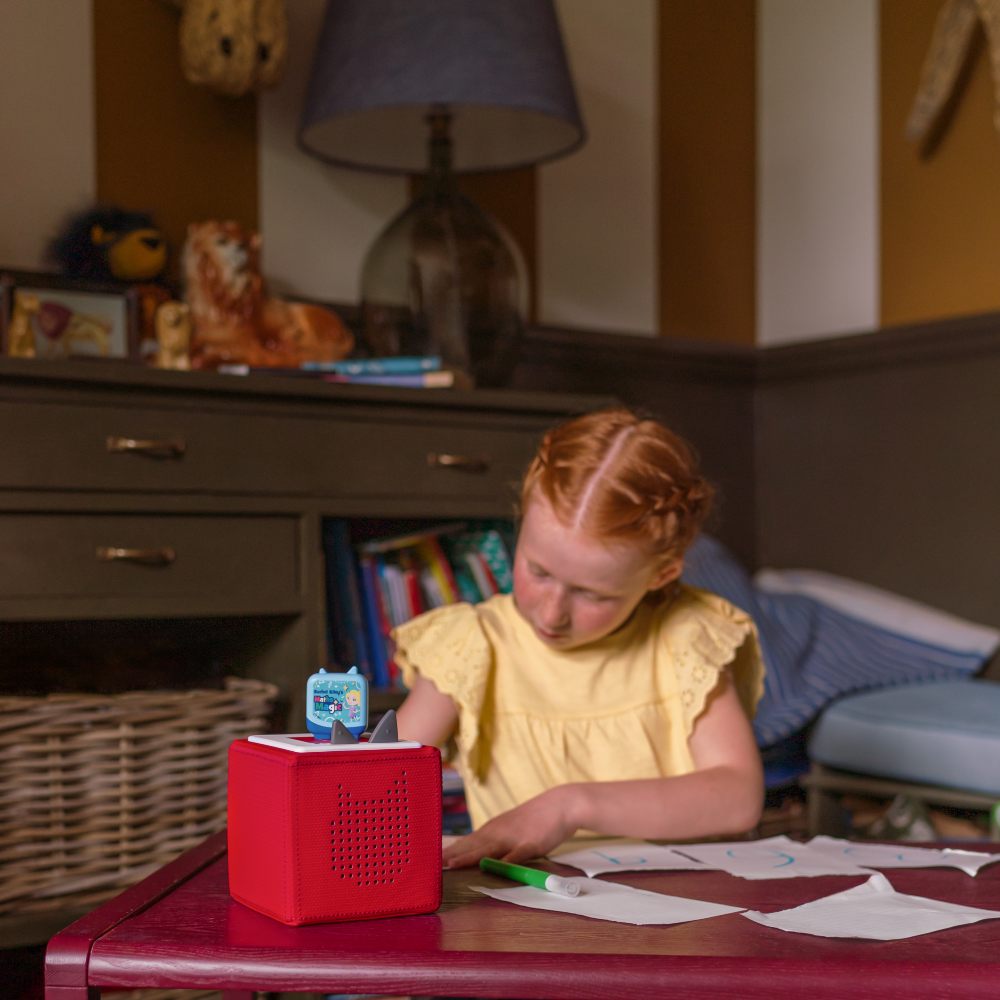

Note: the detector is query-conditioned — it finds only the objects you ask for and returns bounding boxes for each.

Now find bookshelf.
[323,517,515,694]
[0,356,611,728]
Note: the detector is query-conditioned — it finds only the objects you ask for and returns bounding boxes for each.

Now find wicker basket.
[0,677,277,919]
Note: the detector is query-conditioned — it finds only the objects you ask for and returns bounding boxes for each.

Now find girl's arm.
[395,673,459,747]
[441,671,763,869]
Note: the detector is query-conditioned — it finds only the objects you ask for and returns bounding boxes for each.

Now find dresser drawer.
[0,400,323,495]
[0,513,300,611]
[0,399,544,503]
[328,417,538,501]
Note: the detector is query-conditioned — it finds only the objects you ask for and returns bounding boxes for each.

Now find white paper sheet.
[807,836,1000,876]
[668,835,873,879]
[550,836,1000,881]
[472,878,744,926]
[742,872,1000,940]
[550,839,712,877]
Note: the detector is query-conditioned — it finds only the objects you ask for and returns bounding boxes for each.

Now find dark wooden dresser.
[0,357,608,723]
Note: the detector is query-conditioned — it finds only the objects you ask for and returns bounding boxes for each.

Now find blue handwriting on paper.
[594,849,648,867]
[726,847,796,868]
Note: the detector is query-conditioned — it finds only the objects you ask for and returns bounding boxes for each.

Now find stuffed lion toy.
[173,0,288,97]
[182,219,354,369]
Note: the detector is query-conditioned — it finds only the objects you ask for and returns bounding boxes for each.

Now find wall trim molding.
[519,310,1000,387]
[757,310,1000,382]
[520,324,756,386]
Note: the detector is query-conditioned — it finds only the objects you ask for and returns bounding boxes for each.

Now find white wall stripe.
[0,1,95,270]
[258,0,408,304]
[538,0,658,336]
[757,0,880,346]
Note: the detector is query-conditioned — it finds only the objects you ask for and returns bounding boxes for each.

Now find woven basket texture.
[0,677,277,919]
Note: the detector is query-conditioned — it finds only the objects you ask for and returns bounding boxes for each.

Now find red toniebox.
[227,734,442,925]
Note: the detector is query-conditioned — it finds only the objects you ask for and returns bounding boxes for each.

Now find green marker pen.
[479,857,581,897]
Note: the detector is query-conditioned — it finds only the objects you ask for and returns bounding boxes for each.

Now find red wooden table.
[45,831,1000,999]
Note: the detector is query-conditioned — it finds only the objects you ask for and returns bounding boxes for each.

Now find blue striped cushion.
[682,536,991,748]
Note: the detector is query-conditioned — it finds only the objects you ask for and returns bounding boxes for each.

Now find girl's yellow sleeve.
[392,604,493,778]
[664,587,766,737]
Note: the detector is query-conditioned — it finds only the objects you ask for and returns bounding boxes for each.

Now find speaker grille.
[330,768,412,887]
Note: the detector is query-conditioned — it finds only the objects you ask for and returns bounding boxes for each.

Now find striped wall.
[4,1,1000,346]
[757,0,879,346]
[1,2,96,271]
[881,0,1000,329]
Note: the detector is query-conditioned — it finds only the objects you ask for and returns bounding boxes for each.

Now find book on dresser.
[322,520,515,690]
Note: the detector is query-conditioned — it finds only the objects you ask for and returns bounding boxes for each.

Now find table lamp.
[298,0,586,386]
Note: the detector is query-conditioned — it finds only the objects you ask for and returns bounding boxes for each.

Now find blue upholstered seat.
[808,679,1000,797]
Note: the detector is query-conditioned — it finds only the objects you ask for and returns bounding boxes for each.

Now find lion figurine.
[181,220,354,370]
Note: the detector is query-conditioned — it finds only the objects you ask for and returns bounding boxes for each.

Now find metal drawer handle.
[427,452,491,474]
[106,435,186,459]
[97,546,177,566]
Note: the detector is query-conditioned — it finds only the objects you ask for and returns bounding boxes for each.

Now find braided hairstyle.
[520,407,714,573]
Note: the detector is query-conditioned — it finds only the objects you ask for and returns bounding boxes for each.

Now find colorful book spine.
[380,560,409,626]
[417,537,460,604]
[324,370,459,389]
[321,520,372,678]
[325,520,515,690]
[419,565,446,608]
[358,554,392,689]
[463,550,496,599]
[399,552,426,618]
[450,556,483,603]
[467,528,514,593]
[302,355,442,375]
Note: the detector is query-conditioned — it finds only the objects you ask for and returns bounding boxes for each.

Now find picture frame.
[0,270,141,361]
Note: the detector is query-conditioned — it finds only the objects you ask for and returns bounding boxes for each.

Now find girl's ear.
[649,558,683,592]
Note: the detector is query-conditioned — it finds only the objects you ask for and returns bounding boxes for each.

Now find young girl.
[395,407,764,869]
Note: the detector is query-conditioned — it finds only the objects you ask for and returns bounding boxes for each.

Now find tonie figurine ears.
[368,710,399,744]
[305,666,369,741]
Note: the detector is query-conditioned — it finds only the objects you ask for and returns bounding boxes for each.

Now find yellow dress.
[392,585,765,831]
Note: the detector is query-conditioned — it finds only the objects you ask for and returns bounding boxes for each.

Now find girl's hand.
[442,786,579,869]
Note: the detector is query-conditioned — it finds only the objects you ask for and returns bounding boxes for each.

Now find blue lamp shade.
[297,0,586,386]
[298,0,586,173]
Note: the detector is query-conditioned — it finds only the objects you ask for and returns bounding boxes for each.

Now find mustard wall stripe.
[658,1,757,346]
[92,0,258,284]
[881,0,1000,328]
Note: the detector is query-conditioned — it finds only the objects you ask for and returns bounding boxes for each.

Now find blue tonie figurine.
[305,666,368,740]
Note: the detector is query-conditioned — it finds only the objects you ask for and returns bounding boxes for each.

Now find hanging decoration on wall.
[170,0,288,97]
[906,0,1000,149]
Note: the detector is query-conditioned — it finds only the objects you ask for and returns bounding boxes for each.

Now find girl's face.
[512,493,680,650]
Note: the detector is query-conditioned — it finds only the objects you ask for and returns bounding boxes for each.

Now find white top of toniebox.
[248,733,423,753]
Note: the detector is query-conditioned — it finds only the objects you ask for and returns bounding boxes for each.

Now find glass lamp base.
[360,190,527,387]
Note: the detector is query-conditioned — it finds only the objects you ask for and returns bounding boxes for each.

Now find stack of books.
[322,520,515,690]
[220,355,471,388]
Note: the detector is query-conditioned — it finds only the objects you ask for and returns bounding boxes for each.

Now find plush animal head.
[182,219,263,322]
[178,0,288,97]
[48,207,168,283]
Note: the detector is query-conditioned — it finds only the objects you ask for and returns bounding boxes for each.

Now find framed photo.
[0,270,140,361]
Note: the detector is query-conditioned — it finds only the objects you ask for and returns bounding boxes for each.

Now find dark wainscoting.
[513,313,1000,628]
[756,311,1000,628]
